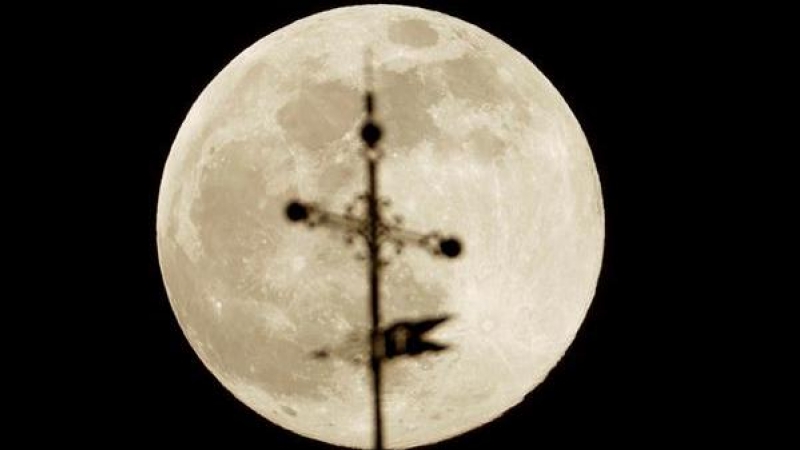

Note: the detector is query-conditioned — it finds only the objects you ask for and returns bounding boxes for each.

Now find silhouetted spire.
[284,49,463,450]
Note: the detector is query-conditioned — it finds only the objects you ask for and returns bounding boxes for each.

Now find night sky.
[49,1,770,447]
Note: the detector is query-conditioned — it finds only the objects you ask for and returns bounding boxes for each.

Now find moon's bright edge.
[157,5,604,449]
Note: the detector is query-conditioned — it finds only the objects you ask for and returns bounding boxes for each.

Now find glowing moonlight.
[157,5,603,449]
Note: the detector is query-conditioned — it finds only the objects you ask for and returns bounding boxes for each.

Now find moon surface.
[157,5,604,449]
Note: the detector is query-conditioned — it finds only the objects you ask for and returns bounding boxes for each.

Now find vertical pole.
[365,48,383,449]
[368,149,383,450]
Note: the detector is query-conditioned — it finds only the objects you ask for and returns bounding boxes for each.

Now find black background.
[43,1,777,447]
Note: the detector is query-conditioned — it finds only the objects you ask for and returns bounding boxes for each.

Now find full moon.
[157,5,604,449]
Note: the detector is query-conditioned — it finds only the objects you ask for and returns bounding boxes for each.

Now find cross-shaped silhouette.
[284,53,463,450]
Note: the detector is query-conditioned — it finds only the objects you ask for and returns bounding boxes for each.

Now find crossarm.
[285,200,462,258]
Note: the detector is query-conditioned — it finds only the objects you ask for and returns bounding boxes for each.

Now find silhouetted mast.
[285,50,462,450]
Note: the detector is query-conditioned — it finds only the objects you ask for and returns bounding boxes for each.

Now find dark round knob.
[439,237,462,258]
[361,121,382,148]
[286,201,309,222]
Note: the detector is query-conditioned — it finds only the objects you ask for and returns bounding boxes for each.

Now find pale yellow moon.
[157,5,604,449]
